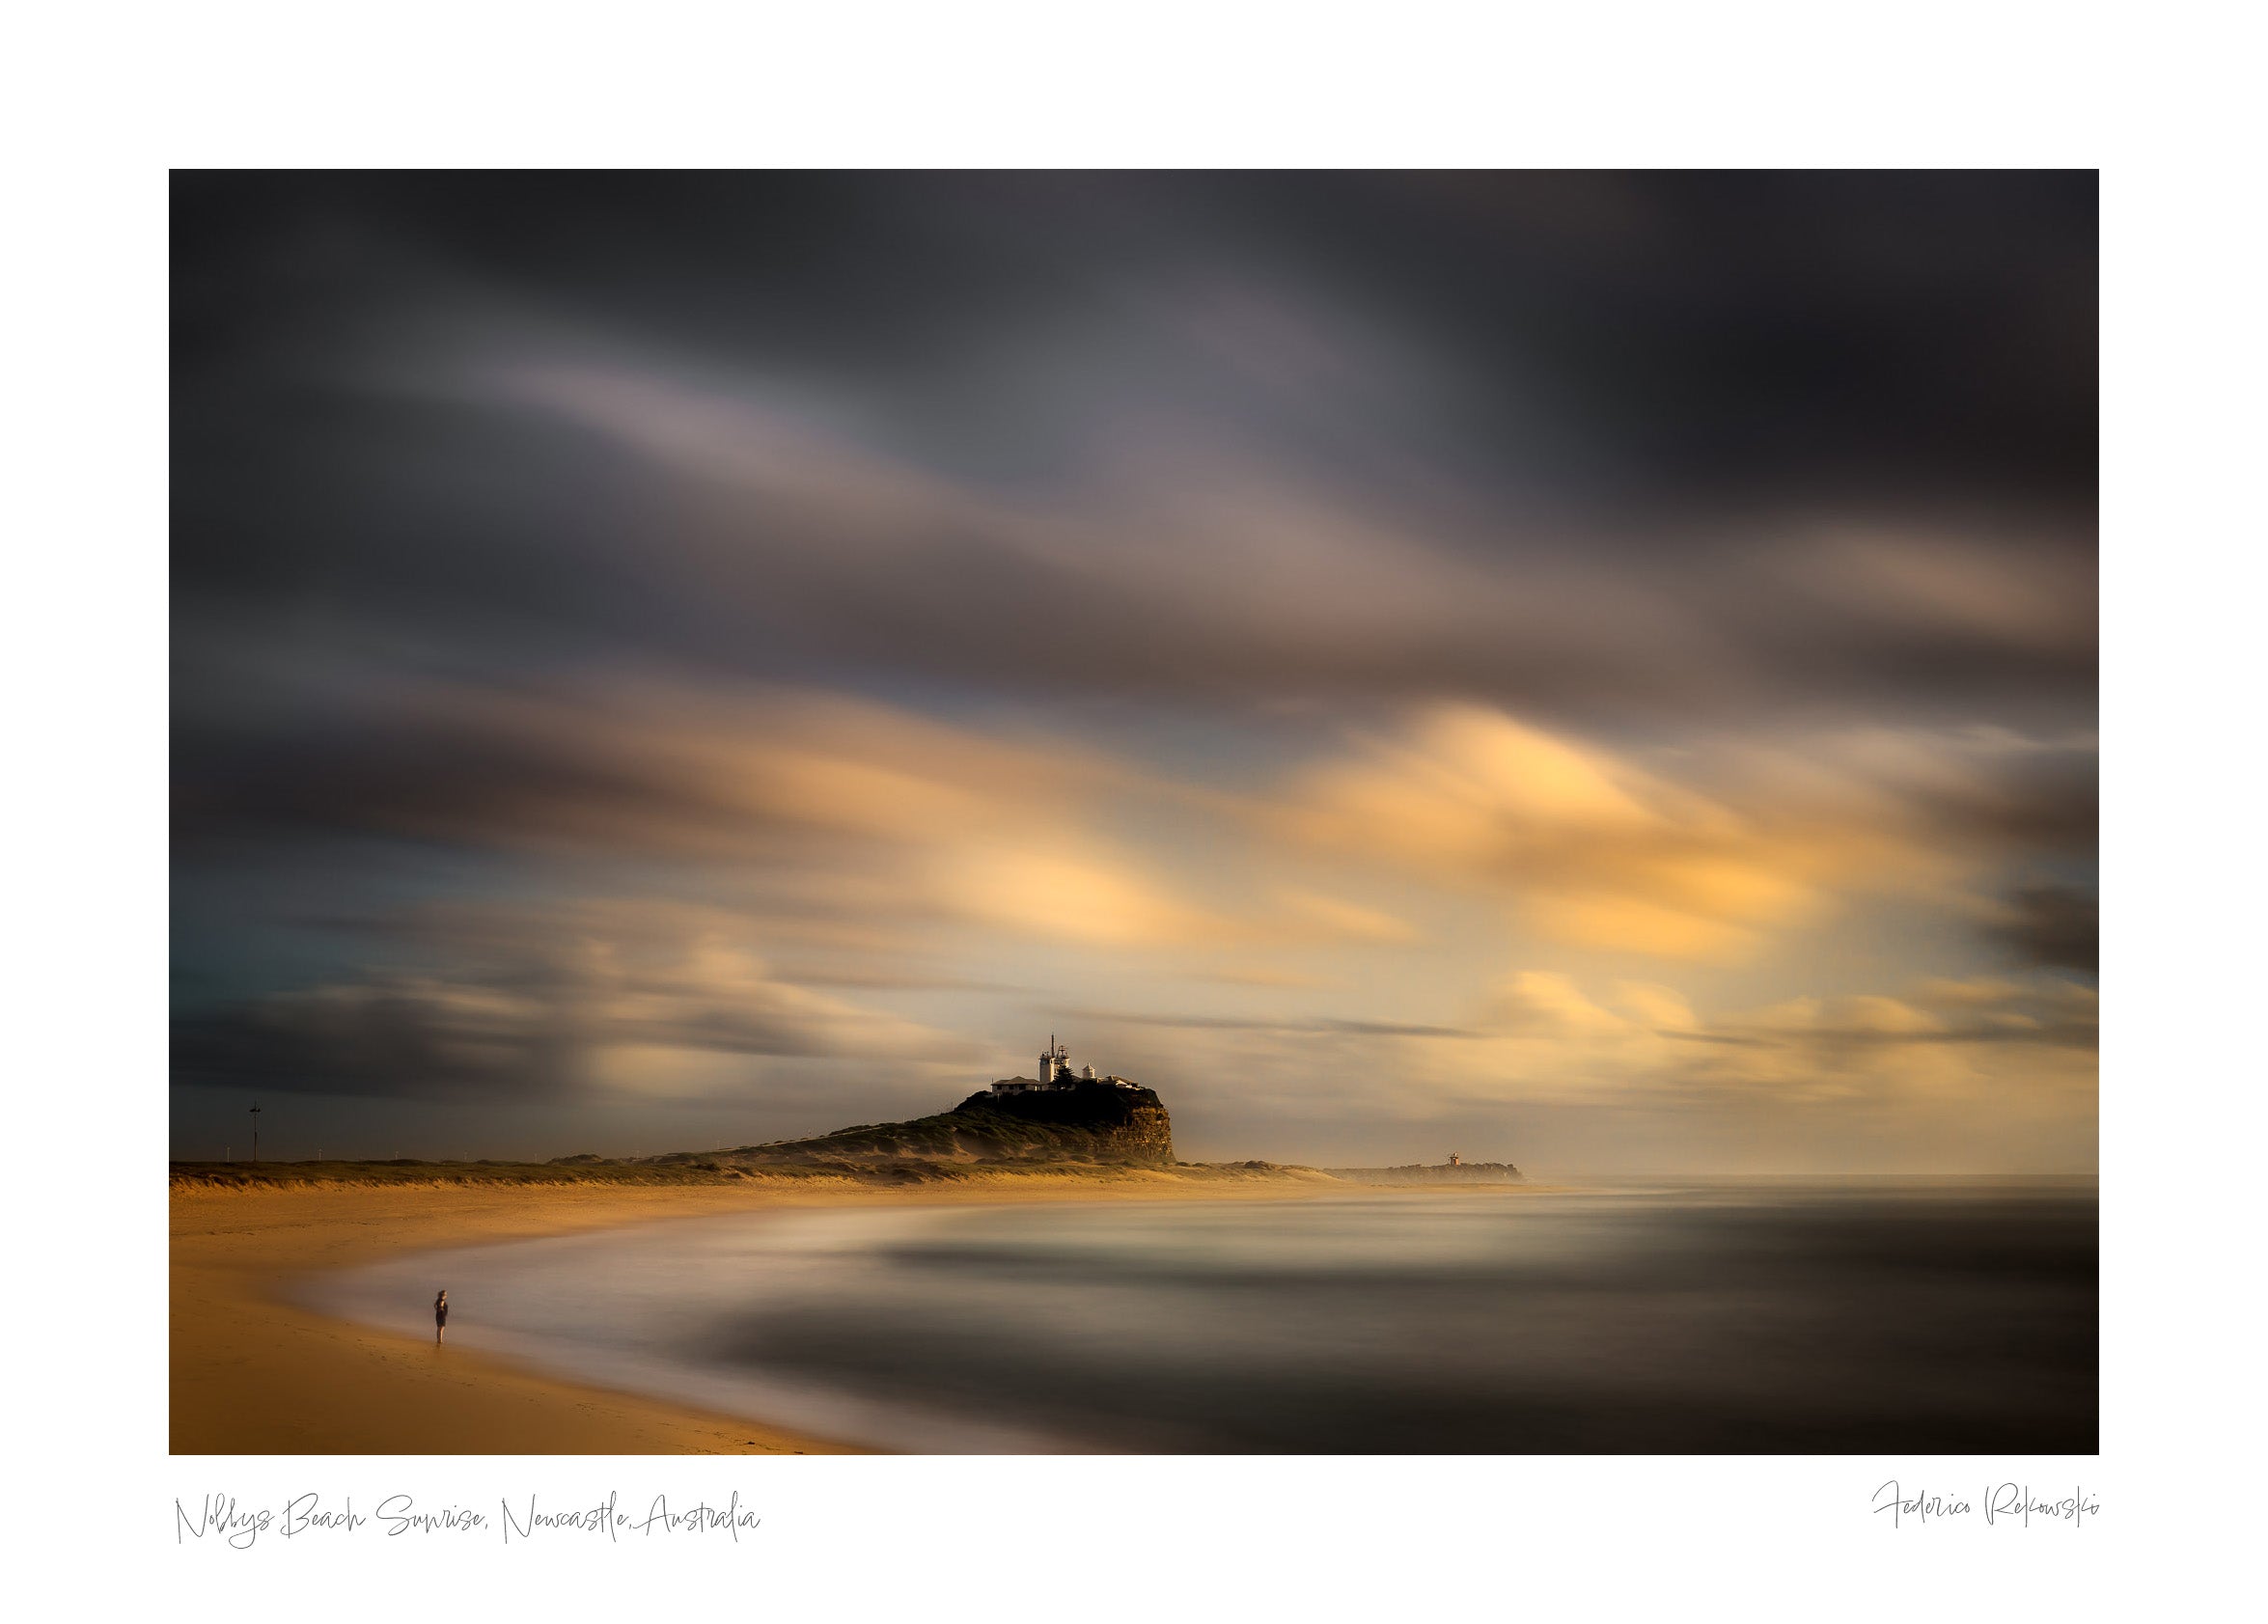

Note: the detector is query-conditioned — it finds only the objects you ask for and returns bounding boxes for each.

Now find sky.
[171,172,2097,1171]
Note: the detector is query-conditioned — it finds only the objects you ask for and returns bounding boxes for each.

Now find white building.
[991,1035,1139,1094]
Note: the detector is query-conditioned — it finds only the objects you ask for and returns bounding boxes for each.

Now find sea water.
[300,1180,2097,1452]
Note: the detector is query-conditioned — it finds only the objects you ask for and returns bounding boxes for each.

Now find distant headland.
[1318,1159,1525,1185]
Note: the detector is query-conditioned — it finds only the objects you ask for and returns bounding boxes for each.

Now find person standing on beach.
[434,1289,448,1345]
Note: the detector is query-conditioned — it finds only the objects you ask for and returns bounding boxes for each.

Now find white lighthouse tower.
[1037,1033,1070,1086]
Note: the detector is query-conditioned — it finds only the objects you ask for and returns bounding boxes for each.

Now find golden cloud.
[1266,702,1980,962]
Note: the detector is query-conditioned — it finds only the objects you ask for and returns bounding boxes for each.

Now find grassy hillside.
[726,1086,1174,1166]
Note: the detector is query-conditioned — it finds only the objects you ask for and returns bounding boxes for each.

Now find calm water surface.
[303,1181,2096,1452]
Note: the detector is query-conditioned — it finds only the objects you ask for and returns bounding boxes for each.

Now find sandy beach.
[171,1171,1336,1454]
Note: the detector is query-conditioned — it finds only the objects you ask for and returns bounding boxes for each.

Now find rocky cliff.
[950,1082,1175,1164]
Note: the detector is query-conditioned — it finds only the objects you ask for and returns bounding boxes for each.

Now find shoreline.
[171,1170,1358,1455]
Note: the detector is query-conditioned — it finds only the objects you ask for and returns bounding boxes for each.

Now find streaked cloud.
[1987,883,2100,973]
[171,174,2095,1167]
[1267,703,1980,962]
[175,897,980,1102]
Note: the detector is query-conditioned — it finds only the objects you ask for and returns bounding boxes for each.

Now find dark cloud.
[1899,750,2099,853]
[173,981,587,1101]
[174,171,2096,514]
[1989,884,2100,974]
[172,173,2096,728]
[172,898,978,1103]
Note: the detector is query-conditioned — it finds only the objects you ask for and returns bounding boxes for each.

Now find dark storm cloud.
[173,172,2096,727]
[174,171,2096,510]
[1989,883,2100,973]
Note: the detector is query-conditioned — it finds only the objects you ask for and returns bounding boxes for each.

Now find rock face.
[948,1082,1175,1165]
[736,1081,1175,1167]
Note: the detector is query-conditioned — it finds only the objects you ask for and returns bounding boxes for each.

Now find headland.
[171,1041,1521,1454]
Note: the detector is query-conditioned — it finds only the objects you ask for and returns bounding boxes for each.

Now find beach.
[175,1171,2094,1455]
[170,1171,1336,1454]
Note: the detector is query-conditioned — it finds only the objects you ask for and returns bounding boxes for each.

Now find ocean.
[300,1180,2097,1453]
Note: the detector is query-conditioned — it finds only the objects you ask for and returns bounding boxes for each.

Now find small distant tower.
[1081,1063,1094,1080]
[1038,1033,1070,1086]
[1447,1153,1460,1167]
